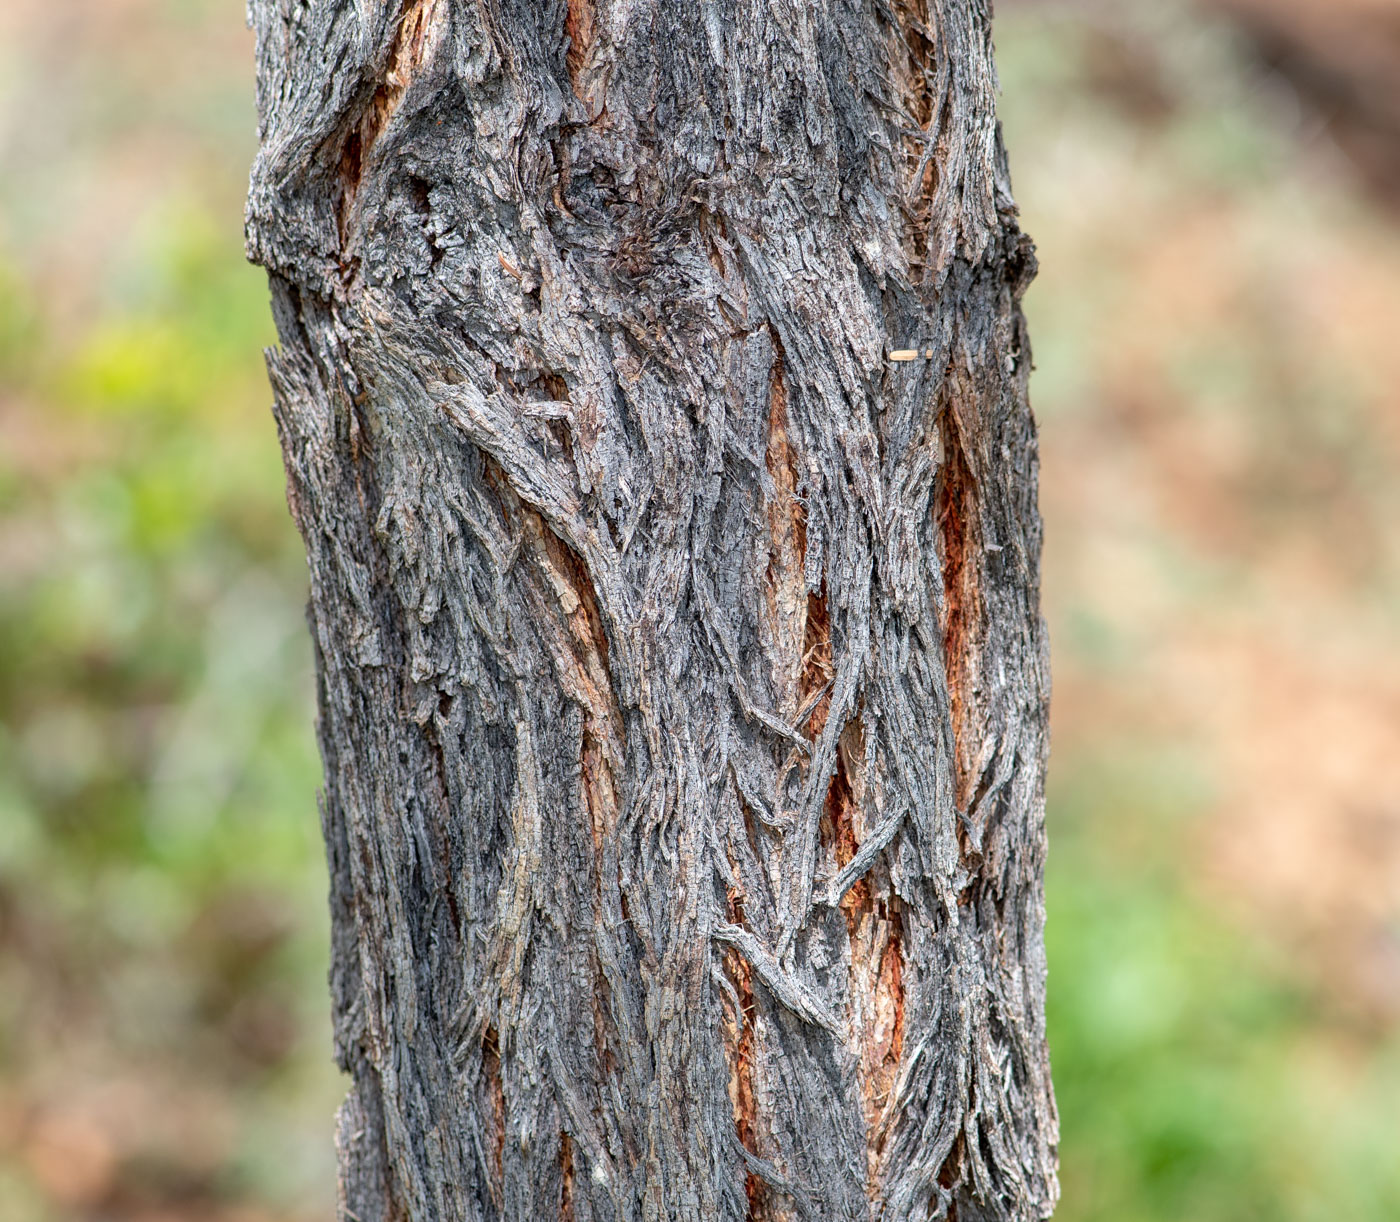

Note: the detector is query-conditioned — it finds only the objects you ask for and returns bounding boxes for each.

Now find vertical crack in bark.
[581,718,615,870]
[424,708,462,932]
[762,337,809,719]
[824,747,864,914]
[870,913,906,1123]
[371,0,444,155]
[482,464,623,803]
[540,372,577,472]
[563,0,596,96]
[337,131,364,258]
[532,519,623,853]
[935,402,980,808]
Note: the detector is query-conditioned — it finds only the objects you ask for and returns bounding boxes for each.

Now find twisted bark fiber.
[246,1,1056,1218]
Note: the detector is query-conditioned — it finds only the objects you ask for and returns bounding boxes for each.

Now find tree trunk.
[246,1,1055,1219]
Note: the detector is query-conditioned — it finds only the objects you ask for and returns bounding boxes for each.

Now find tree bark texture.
[246,1,1055,1219]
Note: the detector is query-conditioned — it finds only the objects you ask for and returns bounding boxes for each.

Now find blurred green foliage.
[1,1,1398,1220]
[0,208,340,1218]
[997,6,1400,1220]
[1045,747,1400,1222]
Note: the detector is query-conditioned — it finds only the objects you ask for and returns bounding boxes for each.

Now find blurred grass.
[1,0,1398,1219]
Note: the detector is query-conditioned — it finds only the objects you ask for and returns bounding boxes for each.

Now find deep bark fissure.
[482,1025,506,1210]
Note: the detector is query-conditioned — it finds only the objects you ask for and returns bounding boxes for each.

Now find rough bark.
[246,1,1055,1219]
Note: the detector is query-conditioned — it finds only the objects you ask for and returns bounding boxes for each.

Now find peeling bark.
[247,1,1055,1219]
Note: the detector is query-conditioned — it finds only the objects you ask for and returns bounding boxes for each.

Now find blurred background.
[1,0,1398,1218]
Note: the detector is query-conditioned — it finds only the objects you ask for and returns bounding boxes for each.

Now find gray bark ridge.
[247,1,1056,1219]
